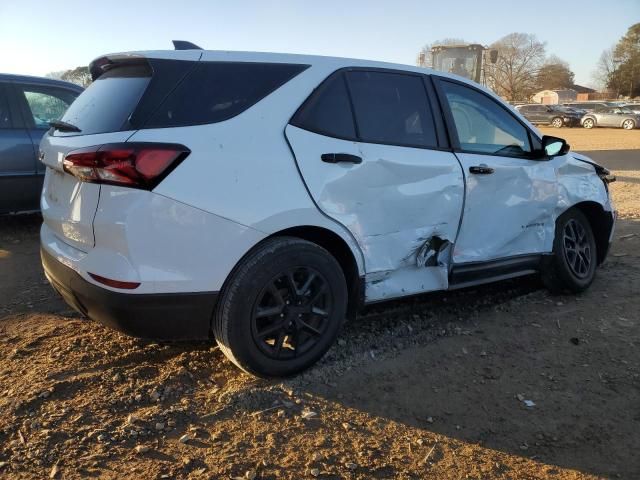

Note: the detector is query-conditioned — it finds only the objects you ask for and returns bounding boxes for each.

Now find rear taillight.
[63,143,189,190]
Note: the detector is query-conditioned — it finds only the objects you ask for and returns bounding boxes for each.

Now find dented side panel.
[556,154,612,214]
[285,125,464,301]
[453,151,613,265]
[453,152,559,263]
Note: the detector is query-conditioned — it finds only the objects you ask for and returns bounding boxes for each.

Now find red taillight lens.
[63,143,189,190]
[88,272,140,290]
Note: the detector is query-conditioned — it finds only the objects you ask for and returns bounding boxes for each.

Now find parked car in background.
[563,101,616,113]
[0,74,82,213]
[40,45,616,377]
[581,106,640,129]
[622,103,640,114]
[515,104,581,127]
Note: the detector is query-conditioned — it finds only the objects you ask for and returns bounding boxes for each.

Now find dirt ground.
[538,127,640,151]
[0,129,638,479]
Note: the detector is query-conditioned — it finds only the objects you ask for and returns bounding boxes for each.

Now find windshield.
[431,48,480,81]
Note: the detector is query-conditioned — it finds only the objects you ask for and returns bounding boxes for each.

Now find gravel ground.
[0,131,638,479]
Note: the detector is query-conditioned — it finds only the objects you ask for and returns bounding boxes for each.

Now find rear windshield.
[59,59,308,135]
[60,64,151,135]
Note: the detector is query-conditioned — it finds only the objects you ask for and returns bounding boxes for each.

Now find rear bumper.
[41,247,217,340]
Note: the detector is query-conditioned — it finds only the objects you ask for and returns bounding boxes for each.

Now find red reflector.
[63,143,189,190]
[88,273,141,290]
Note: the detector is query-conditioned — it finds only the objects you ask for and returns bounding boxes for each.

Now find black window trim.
[289,66,452,152]
[432,75,544,161]
[0,82,19,129]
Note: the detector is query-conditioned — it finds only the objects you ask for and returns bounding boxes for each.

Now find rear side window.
[61,64,151,135]
[17,85,78,129]
[346,71,437,148]
[145,62,308,128]
[290,72,356,139]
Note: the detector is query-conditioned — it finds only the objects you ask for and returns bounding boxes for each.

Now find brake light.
[63,143,189,190]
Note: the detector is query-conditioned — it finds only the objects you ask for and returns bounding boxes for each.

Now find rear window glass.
[290,72,356,139]
[145,62,308,128]
[347,71,437,148]
[60,64,151,135]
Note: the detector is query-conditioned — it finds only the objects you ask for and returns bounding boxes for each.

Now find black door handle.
[321,153,362,164]
[469,165,494,175]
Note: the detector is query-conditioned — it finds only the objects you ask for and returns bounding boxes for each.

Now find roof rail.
[172,40,203,50]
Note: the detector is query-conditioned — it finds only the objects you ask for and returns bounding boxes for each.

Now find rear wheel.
[213,237,347,378]
[622,119,635,130]
[541,209,597,293]
[551,117,563,128]
[582,117,595,129]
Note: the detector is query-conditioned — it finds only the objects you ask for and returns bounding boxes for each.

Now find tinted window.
[61,64,151,135]
[440,80,531,157]
[0,86,11,128]
[347,71,437,148]
[18,85,77,129]
[146,62,308,128]
[290,73,356,139]
[519,106,532,113]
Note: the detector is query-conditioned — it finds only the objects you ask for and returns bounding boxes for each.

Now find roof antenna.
[172,40,203,50]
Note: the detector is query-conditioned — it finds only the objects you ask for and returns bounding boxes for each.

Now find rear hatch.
[40,52,199,251]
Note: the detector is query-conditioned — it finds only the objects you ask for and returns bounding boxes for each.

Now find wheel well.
[268,226,363,319]
[571,202,613,264]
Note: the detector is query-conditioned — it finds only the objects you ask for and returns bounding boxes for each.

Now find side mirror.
[542,135,570,157]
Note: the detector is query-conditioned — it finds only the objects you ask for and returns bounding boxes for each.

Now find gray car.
[0,74,82,214]
[622,103,640,114]
[581,106,640,130]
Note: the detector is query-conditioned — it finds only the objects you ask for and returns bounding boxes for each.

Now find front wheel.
[622,119,635,130]
[582,118,595,129]
[541,209,597,293]
[213,237,347,378]
[551,117,563,128]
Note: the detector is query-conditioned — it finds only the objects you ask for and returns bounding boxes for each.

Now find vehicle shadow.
[293,218,640,479]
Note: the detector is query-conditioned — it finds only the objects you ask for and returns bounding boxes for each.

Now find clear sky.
[1,0,638,86]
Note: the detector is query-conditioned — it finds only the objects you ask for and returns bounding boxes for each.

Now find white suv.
[40,45,616,377]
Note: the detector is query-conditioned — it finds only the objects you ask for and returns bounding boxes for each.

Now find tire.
[582,118,595,129]
[541,209,597,294]
[622,119,635,130]
[551,117,563,128]
[213,237,347,378]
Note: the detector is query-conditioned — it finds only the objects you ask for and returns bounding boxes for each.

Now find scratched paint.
[286,125,464,301]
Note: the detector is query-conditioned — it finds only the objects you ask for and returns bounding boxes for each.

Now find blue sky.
[1,0,638,86]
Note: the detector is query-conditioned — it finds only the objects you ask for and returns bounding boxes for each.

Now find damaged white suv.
[40,44,616,377]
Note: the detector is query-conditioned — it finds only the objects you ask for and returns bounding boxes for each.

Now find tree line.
[418,23,639,102]
[594,23,640,98]
[418,34,575,102]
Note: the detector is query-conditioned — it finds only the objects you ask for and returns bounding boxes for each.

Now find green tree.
[611,23,640,97]
[61,66,92,87]
[536,55,575,90]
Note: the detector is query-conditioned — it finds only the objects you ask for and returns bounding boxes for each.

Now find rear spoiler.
[89,55,150,81]
[89,42,202,80]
